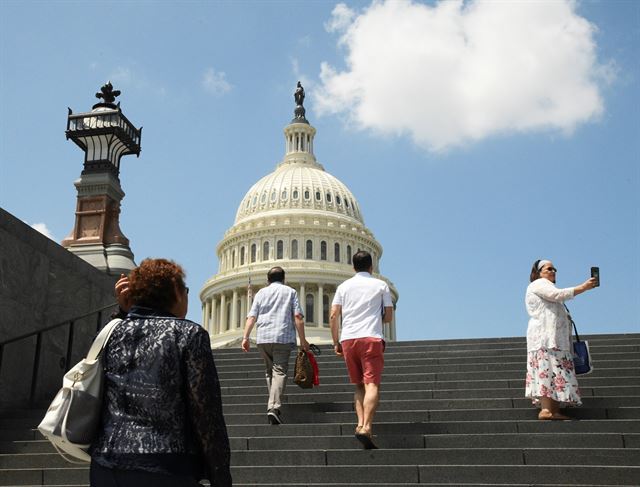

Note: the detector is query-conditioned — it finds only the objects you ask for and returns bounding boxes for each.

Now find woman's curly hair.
[129,258,186,311]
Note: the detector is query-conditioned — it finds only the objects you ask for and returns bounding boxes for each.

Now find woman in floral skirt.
[525,260,597,420]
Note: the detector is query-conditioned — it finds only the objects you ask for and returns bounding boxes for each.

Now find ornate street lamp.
[61,82,142,275]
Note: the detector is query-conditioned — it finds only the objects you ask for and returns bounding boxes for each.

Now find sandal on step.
[355,430,378,450]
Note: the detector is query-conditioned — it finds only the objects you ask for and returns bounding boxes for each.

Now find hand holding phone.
[590,266,600,287]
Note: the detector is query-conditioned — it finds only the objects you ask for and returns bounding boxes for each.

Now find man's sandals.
[355,426,378,449]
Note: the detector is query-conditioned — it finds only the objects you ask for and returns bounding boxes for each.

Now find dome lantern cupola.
[284,81,316,164]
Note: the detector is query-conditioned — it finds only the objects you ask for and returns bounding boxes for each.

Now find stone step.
[213,343,640,363]
[0,467,88,486]
[221,396,640,415]
[217,368,640,388]
[230,484,628,487]
[0,429,40,442]
[226,418,640,437]
[423,432,640,449]
[0,441,59,454]
[8,448,635,470]
[228,464,640,485]
[5,397,639,438]
[4,464,637,486]
[215,360,640,378]
[221,385,640,404]
[6,433,637,456]
[231,432,640,451]
[221,376,640,396]
[231,448,640,467]
[210,336,640,356]
[221,406,640,425]
[213,350,639,368]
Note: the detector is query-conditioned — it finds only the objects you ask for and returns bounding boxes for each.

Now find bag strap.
[299,344,321,355]
[50,442,90,464]
[563,304,581,342]
[86,318,122,361]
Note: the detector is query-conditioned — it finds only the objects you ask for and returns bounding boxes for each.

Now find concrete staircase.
[1,334,639,486]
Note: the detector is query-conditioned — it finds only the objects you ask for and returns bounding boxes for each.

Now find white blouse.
[525,278,575,351]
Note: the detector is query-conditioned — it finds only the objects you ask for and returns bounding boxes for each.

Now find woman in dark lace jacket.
[91,258,232,487]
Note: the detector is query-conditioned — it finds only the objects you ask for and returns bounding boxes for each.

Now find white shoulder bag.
[38,318,122,463]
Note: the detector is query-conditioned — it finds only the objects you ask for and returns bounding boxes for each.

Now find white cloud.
[30,223,55,241]
[316,0,610,152]
[324,3,356,34]
[202,67,233,96]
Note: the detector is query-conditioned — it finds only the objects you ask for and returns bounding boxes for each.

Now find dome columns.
[284,123,316,161]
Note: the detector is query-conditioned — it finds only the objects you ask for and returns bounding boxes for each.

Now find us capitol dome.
[200,84,399,348]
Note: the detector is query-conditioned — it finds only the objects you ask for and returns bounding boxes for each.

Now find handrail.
[0,303,118,347]
[0,302,118,406]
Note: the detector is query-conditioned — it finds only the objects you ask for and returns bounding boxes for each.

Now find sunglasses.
[542,267,557,273]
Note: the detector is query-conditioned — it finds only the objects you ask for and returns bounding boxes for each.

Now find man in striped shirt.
[242,267,309,425]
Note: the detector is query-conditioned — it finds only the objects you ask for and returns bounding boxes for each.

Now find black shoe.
[267,409,282,425]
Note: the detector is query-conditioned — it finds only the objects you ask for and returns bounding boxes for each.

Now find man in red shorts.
[330,250,393,449]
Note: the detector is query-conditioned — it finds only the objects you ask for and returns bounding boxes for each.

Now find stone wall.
[0,208,118,408]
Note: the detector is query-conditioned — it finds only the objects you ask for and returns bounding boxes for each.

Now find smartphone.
[591,266,600,287]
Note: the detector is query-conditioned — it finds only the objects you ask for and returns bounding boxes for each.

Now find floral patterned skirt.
[525,348,582,407]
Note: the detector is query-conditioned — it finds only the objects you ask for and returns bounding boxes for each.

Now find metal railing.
[0,302,118,405]
[67,109,142,148]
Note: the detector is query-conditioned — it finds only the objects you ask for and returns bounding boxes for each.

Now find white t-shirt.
[332,272,393,341]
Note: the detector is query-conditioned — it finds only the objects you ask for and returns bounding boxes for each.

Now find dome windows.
[320,241,327,261]
[336,195,341,205]
[334,243,340,262]
[271,190,277,202]
[252,195,257,206]
[315,191,321,201]
[263,241,270,261]
[292,188,299,200]
[304,189,310,200]
[260,193,267,204]
[305,294,314,323]
[276,240,283,259]
[306,240,313,259]
[251,244,257,263]
[291,239,298,259]
[326,192,332,203]
[323,295,330,324]
[281,189,288,200]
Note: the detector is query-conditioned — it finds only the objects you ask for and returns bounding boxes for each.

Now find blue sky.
[1,0,638,341]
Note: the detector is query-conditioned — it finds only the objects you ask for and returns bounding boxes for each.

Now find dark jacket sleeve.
[183,327,232,486]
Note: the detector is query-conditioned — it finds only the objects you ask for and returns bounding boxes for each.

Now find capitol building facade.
[199,91,398,348]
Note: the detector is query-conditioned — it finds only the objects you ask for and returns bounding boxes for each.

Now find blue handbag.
[564,304,593,375]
